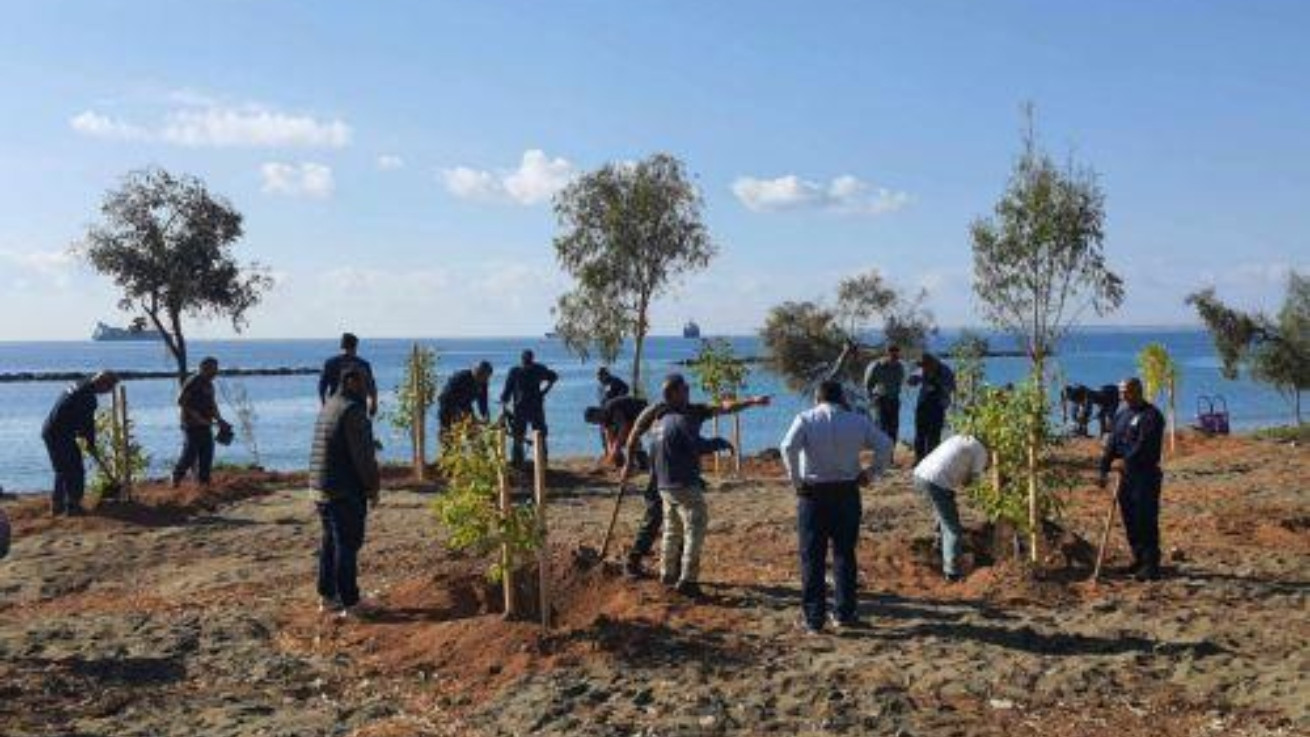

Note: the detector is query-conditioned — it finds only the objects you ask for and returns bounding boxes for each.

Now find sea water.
[0,330,1294,492]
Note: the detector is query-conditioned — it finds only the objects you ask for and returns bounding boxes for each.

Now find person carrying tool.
[318,332,379,417]
[780,380,892,633]
[908,353,956,464]
[172,357,231,489]
[1099,377,1166,581]
[310,367,381,618]
[41,371,119,516]
[500,350,558,467]
[863,344,906,459]
[438,361,494,435]
[616,374,769,580]
[911,433,989,583]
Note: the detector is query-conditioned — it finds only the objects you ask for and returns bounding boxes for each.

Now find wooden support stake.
[118,385,133,501]
[1092,473,1123,584]
[498,427,518,619]
[533,430,550,630]
[732,413,742,478]
[711,415,721,478]
[1028,438,1039,564]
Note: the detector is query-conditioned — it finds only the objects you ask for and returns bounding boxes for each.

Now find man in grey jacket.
[310,367,381,618]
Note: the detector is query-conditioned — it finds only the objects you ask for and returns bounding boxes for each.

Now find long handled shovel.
[597,479,630,562]
[1091,472,1123,585]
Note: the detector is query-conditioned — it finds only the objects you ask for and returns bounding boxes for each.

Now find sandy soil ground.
[0,433,1305,737]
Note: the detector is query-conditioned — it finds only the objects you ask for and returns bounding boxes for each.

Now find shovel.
[574,477,631,570]
[1091,472,1123,585]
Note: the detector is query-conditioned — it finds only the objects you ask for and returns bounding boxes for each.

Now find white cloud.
[442,149,576,205]
[732,173,910,216]
[260,162,335,198]
[70,100,350,149]
[376,154,405,171]
[0,247,77,287]
[68,111,149,141]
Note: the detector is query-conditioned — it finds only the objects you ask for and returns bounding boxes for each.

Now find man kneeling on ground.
[911,433,989,583]
[310,367,381,618]
[780,380,892,634]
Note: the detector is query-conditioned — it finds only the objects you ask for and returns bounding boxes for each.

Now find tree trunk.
[170,310,189,385]
[631,324,647,400]
[1168,377,1177,454]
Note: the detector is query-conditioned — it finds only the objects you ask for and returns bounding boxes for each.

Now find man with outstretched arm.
[318,332,379,417]
[500,349,558,467]
[912,433,989,582]
[173,357,230,489]
[41,371,119,516]
[310,367,381,619]
[1099,377,1165,581]
[780,380,892,634]
[617,374,769,579]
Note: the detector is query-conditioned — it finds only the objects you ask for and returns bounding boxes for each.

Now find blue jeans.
[44,433,85,512]
[914,477,963,576]
[317,496,368,608]
[797,484,862,627]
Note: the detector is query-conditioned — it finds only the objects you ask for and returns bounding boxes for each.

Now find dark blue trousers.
[797,485,862,628]
[317,497,367,608]
[44,433,85,512]
[173,426,215,484]
[630,470,663,559]
[914,404,945,464]
[1118,468,1162,569]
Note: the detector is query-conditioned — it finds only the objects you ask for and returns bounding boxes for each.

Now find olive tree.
[552,153,716,392]
[1187,270,1309,424]
[80,168,272,383]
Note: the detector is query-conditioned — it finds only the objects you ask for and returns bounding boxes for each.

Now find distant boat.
[544,331,559,339]
[92,319,161,342]
[682,320,701,339]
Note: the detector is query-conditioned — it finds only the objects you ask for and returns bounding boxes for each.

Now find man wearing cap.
[310,367,381,618]
[41,371,119,515]
[438,361,494,436]
[173,357,230,488]
[319,332,379,417]
[780,380,893,633]
[500,349,559,467]
[1100,377,1166,581]
[908,353,956,464]
[863,345,906,460]
[618,374,769,582]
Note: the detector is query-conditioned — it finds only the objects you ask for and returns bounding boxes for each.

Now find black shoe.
[944,572,964,584]
[50,507,65,517]
[623,557,649,580]
[796,616,823,636]
[673,581,704,599]
[828,613,864,631]
[1116,560,1145,576]
[65,506,86,517]
[1133,566,1161,582]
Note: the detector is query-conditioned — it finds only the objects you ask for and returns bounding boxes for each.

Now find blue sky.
[1,1,1306,340]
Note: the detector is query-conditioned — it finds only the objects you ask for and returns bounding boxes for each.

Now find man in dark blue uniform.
[908,353,956,464]
[596,367,630,403]
[42,372,119,516]
[1099,377,1166,581]
[438,361,493,434]
[318,333,379,417]
[500,350,558,467]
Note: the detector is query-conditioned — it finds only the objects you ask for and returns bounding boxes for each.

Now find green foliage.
[80,167,273,383]
[836,269,937,350]
[432,419,541,582]
[952,378,1070,532]
[687,338,750,401]
[759,301,849,391]
[1187,271,1309,423]
[84,408,150,500]
[552,153,716,391]
[1136,343,1179,406]
[949,329,991,360]
[219,379,261,466]
[949,339,988,417]
[970,106,1124,372]
[387,346,440,436]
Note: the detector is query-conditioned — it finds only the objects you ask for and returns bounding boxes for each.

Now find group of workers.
[32,333,1167,629]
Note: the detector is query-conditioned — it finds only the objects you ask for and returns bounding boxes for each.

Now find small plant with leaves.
[432,418,540,582]
[84,408,150,500]
[688,338,749,402]
[219,379,261,467]
[1137,343,1180,452]
[387,345,439,474]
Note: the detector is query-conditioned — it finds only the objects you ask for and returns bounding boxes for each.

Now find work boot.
[673,580,703,599]
[623,555,648,580]
[65,505,86,517]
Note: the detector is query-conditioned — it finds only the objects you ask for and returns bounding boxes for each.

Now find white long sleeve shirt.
[779,402,893,487]
[912,434,989,492]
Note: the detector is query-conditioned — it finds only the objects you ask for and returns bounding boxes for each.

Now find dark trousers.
[914,404,945,464]
[317,497,368,608]
[797,485,862,628]
[44,434,85,512]
[874,396,901,446]
[1118,468,1162,570]
[630,471,663,559]
[510,407,548,466]
[173,425,215,484]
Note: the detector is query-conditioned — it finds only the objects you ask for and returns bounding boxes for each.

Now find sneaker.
[318,597,342,614]
[796,616,823,636]
[1133,566,1161,582]
[944,572,964,584]
[337,600,381,620]
[673,581,704,599]
[65,506,86,517]
[828,614,864,631]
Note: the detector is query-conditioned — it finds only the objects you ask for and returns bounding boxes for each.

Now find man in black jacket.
[500,350,558,467]
[596,367,630,403]
[439,361,494,433]
[318,332,379,417]
[310,368,381,618]
[173,357,231,488]
[42,371,118,515]
[1100,377,1166,581]
[908,353,956,464]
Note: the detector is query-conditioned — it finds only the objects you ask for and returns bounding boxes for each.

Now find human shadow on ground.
[1173,568,1309,595]
[842,620,1228,658]
[548,615,751,669]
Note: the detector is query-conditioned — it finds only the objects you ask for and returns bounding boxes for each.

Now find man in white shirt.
[911,434,989,582]
[780,380,893,634]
